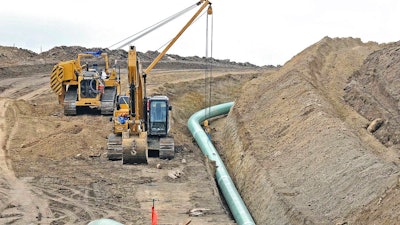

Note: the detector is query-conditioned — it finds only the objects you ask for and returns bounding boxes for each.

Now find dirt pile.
[0,46,38,67]
[344,42,400,149]
[218,37,400,224]
[0,45,262,79]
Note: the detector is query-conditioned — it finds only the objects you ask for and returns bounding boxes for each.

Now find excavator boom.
[144,0,212,75]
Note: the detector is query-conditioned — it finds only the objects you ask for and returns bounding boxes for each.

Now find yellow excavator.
[107,0,212,164]
[50,51,120,115]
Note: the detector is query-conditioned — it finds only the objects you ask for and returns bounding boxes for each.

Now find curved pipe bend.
[187,102,255,225]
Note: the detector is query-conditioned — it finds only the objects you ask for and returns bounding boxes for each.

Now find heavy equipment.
[107,46,175,163]
[50,51,120,115]
[107,0,212,164]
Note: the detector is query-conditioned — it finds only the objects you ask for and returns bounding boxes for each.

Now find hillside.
[218,37,400,224]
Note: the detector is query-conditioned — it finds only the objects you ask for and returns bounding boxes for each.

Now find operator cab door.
[148,98,170,136]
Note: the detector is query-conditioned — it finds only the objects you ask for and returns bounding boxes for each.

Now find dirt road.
[0,80,53,224]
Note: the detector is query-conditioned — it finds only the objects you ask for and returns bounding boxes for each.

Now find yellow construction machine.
[107,0,212,164]
[50,51,120,115]
[107,46,175,163]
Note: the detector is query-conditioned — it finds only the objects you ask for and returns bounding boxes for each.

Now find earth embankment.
[218,37,400,224]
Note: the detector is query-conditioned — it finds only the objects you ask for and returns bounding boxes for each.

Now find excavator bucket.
[122,137,148,164]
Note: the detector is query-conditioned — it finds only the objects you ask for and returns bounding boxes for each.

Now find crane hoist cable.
[108,2,200,50]
[204,5,213,120]
[155,10,208,52]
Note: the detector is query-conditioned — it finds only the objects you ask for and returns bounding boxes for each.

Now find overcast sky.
[1,0,400,66]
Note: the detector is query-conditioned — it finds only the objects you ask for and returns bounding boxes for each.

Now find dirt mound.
[5,100,108,162]
[344,42,400,149]
[0,45,262,78]
[218,37,400,224]
[39,46,127,64]
[37,45,261,69]
[0,46,38,67]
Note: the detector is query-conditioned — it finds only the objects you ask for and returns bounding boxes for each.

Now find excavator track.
[101,87,117,115]
[122,137,148,164]
[108,135,174,162]
[107,133,122,160]
[64,86,77,115]
[159,137,175,159]
[148,136,175,159]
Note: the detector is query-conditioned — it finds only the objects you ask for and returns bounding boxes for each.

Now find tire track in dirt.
[0,74,49,100]
[0,76,65,224]
[0,98,52,224]
[31,185,97,224]
[2,91,140,224]
[5,94,105,223]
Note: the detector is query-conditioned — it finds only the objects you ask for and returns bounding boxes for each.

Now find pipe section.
[187,102,255,225]
[87,219,124,225]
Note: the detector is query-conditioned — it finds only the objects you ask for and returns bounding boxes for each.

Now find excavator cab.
[147,96,174,159]
[148,96,171,136]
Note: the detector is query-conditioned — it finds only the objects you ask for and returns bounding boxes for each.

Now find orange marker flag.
[152,200,158,225]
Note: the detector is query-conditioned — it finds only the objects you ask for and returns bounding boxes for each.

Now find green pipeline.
[87,219,124,225]
[187,102,255,225]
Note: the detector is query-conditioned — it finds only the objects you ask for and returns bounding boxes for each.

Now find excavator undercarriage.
[107,134,174,163]
[62,86,117,116]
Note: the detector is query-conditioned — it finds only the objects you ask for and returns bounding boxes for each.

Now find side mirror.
[169,106,172,111]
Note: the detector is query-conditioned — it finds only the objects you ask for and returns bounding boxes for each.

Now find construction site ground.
[0,48,262,225]
[1,37,400,225]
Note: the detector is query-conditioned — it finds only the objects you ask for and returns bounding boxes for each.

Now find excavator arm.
[127,46,145,134]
